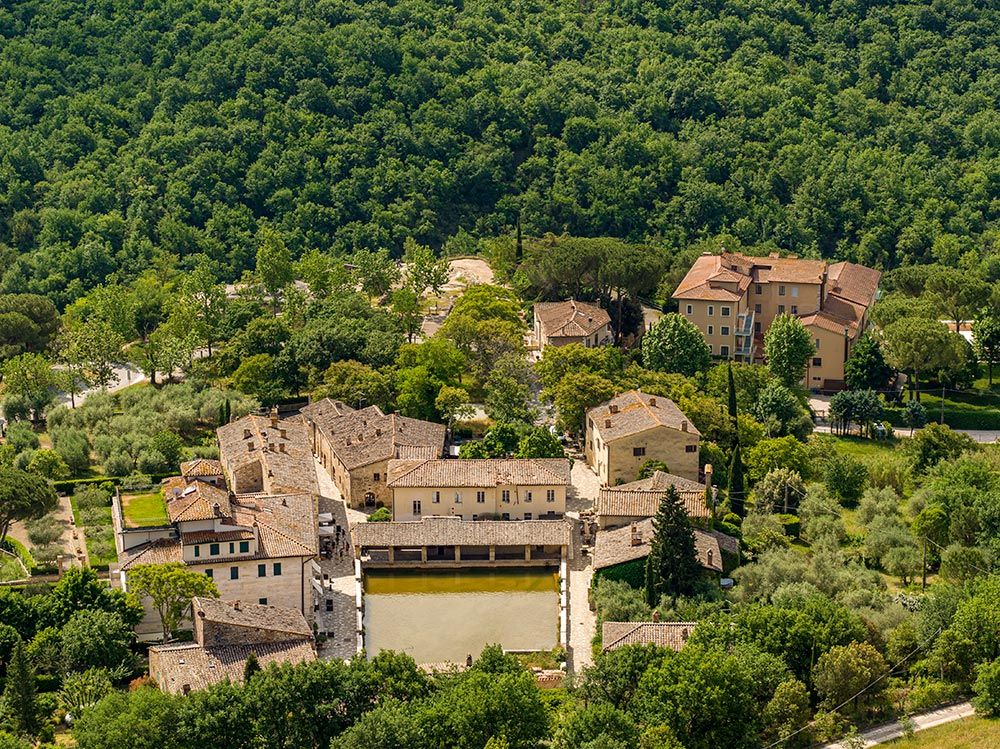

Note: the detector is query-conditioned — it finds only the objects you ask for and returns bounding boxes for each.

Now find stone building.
[585,391,700,486]
[300,399,446,509]
[594,469,713,529]
[149,597,315,694]
[672,251,880,389]
[601,620,696,652]
[385,458,570,521]
[217,411,319,495]
[533,300,612,351]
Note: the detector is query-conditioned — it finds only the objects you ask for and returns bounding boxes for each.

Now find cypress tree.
[243,651,261,682]
[3,640,38,736]
[728,442,746,517]
[727,362,738,421]
[644,486,699,607]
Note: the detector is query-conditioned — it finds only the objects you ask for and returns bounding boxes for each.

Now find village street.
[565,458,601,675]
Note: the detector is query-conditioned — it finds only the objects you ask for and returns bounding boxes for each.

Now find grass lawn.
[0,551,27,581]
[811,433,901,460]
[884,716,1000,748]
[122,491,169,527]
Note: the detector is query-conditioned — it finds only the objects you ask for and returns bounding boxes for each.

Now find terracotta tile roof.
[180,529,255,544]
[672,254,748,302]
[800,309,858,335]
[352,516,571,548]
[233,493,319,559]
[165,481,232,523]
[534,300,610,338]
[673,252,830,301]
[386,458,571,488]
[827,261,881,307]
[596,471,711,520]
[217,414,319,495]
[602,621,696,652]
[593,519,724,573]
[301,401,446,471]
[150,639,315,694]
[193,597,313,639]
[588,391,699,441]
[119,538,184,570]
[180,458,224,478]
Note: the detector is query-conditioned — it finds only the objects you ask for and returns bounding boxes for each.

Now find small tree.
[643,486,700,606]
[844,332,893,392]
[754,468,805,513]
[728,442,746,517]
[763,314,813,388]
[973,658,1000,717]
[127,563,219,641]
[972,310,1000,386]
[641,314,711,377]
[255,227,294,313]
[243,651,262,683]
[0,468,58,545]
[903,400,926,436]
[2,641,37,736]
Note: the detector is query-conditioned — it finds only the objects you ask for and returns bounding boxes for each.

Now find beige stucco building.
[385,458,571,521]
[300,399,446,509]
[672,252,880,389]
[585,391,700,486]
[114,482,320,641]
[533,300,612,351]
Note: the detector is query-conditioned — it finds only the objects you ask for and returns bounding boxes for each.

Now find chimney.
[279,443,286,453]
[649,397,656,407]
[604,419,611,429]
[630,523,642,547]
[376,428,382,437]
[652,610,661,622]
[233,600,241,611]
[680,420,688,432]
[609,404,619,414]
[707,549,714,567]
[212,502,221,516]
[281,497,287,507]
[243,429,252,439]
[346,437,352,445]
[279,428,286,439]
[247,442,254,453]
[705,463,713,480]
[269,408,278,428]
[358,433,364,442]
[682,627,689,640]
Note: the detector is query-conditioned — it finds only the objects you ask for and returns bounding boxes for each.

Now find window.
[326,599,334,612]
[228,542,235,554]
[502,513,510,520]
[812,357,822,366]
[721,326,730,336]
[790,305,797,314]
[193,545,200,558]
[502,490,510,503]
[239,541,249,553]
[707,325,713,335]
[778,304,785,313]
[258,563,266,577]
[721,345,730,357]
[473,514,479,520]
[721,306,731,316]
[633,446,646,457]
[524,513,532,520]
[686,304,692,315]
[476,491,485,503]
[708,344,713,354]
[432,491,440,503]
[546,489,556,502]
[525,491,533,503]
[779,285,786,296]
[755,284,762,294]
[412,500,422,515]
[754,322,761,333]
[708,305,714,316]
[258,598,268,605]
[455,491,462,503]
[754,303,761,313]
[210,543,220,556]
[685,445,698,453]
[814,338,821,349]
[273,562,282,576]
[205,568,213,579]
[373,472,380,481]
[230,566,239,580]
[791,286,798,298]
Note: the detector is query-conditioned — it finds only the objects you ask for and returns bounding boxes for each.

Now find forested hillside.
[1,0,998,305]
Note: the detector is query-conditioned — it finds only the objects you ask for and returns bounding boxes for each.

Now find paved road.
[813,423,1000,444]
[53,364,147,408]
[822,702,975,748]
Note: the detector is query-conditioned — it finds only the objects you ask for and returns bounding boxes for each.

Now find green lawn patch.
[0,550,27,582]
[884,716,1000,748]
[122,491,169,527]
[811,434,900,460]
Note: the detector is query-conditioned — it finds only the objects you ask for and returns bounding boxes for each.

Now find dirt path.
[9,494,86,572]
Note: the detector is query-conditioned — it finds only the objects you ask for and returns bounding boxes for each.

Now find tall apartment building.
[672,252,880,389]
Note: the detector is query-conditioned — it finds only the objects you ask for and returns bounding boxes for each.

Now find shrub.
[103,451,134,477]
[369,507,391,522]
[903,678,962,713]
[973,659,1000,717]
[5,422,39,453]
[74,484,111,510]
[823,454,868,507]
[121,473,153,491]
[50,426,91,475]
[26,515,62,546]
[27,448,70,479]
[775,514,801,538]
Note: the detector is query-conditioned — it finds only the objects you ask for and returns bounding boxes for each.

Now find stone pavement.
[565,457,600,676]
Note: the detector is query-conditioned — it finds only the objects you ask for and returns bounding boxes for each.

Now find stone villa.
[300,399,446,509]
[585,391,700,486]
[149,597,315,694]
[385,458,570,521]
[672,251,881,390]
[533,300,611,351]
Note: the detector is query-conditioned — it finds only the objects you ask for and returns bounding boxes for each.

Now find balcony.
[734,311,755,360]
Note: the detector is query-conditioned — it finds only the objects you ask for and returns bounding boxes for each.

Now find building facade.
[533,300,612,351]
[672,252,881,389]
[385,458,571,521]
[585,391,700,486]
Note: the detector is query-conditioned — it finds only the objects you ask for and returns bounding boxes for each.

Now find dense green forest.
[2,0,999,306]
